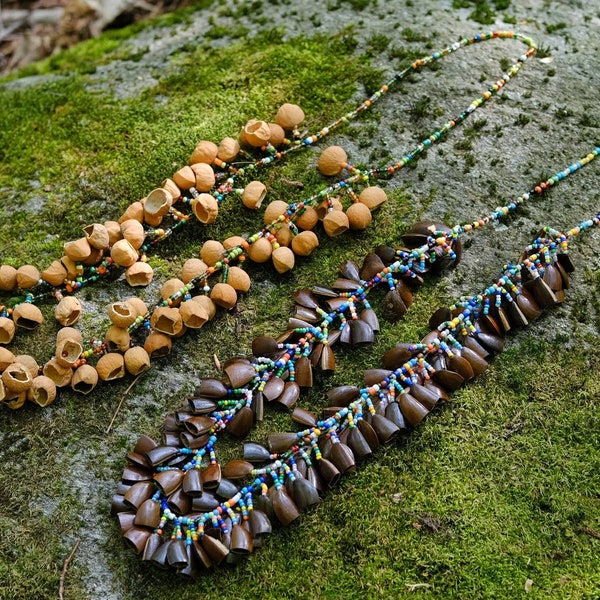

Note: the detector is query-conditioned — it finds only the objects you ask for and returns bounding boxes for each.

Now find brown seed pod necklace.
[113,148,599,573]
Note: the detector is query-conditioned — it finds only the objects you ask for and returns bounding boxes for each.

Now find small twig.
[105,374,143,434]
[579,526,600,539]
[59,538,81,600]
[405,583,431,592]
[280,178,305,189]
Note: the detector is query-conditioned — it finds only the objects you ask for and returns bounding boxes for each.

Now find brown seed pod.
[210,283,237,309]
[267,122,285,147]
[276,103,305,130]
[173,165,196,190]
[346,202,373,230]
[191,163,215,192]
[12,303,44,329]
[104,221,123,245]
[323,210,350,237]
[118,201,144,224]
[217,137,240,162]
[27,375,57,407]
[275,224,293,247]
[272,246,295,274]
[144,211,165,228]
[241,181,267,210]
[190,295,216,320]
[71,364,99,394]
[296,206,319,230]
[291,230,319,256]
[180,300,209,329]
[81,246,104,267]
[106,325,131,352]
[160,278,186,303]
[84,223,110,249]
[111,239,139,268]
[247,237,273,263]
[316,197,343,220]
[200,240,225,267]
[41,260,67,286]
[125,262,153,286]
[243,119,271,147]
[64,237,92,262]
[144,331,172,358]
[151,307,184,336]
[16,265,40,289]
[181,258,208,284]
[264,200,289,225]
[318,146,348,176]
[55,336,83,368]
[161,178,181,202]
[190,140,218,165]
[120,219,145,250]
[56,326,83,346]
[2,362,33,392]
[0,347,15,372]
[42,357,73,387]
[0,265,18,291]
[13,354,38,380]
[96,353,126,381]
[359,186,387,210]
[223,236,246,250]
[144,188,172,219]
[191,194,219,224]
[125,297,148,319]
[124,346,151,376]
[0,317,16,344]
[55,296,82,326]
[107,301,137,328]
[227,266,251,292]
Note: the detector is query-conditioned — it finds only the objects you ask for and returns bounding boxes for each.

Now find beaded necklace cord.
[0,31,538,408]
[113,148,599,574]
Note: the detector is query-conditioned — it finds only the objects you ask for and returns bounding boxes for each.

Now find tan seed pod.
[0,317,16,344]
[96,353,126,381]
[43,357,73,387]
[190,295,216,320]
[267,122,286,147]
[60,256,79,280]
[210,282,237,309]
[55,337,83,368]
[4,390,26,409]
[295,206,319,230]
[243,119,271,147]
[316,197,343,220]
[16,265,40,289]
[151,307,183,336]
[190,140,218,165]
[191,194,219,224]
[125,262,153,286]
[241,181,267,210]
[81,246,104,267]
[217,137,240,162]
[181,258,208,284]
[118,201,144,224]
[358,186,387,210]
[346,202,373,230]
[161,178,181,202]
[106,325,131,352]
[125,299,147,320]
[121,219,145,250]
[0,265,18,291]
[160,278,185,303]
[227,266,251,292]
[27,375,57,407]
[318,145,348,176]
[104,221,123,245]
[71,364,99,395]
[272,246,295,274]
[263,200,289,226]
[323,210,350,237]
[107,301,137,328]
[191,163,215,192]
[111,239,139,268]
[143,211,163,227]
[0,347,16,372]
[247,237,273,263]
[144,331,172,358]
[84,223,110,249]
[13,354,39,379]
[2,362,33,392]
[57,327,83,346]
[41,260,67,286]
[200,240,225,267]
[12,303,44,329]
[180,300,209,329]
[64,237,92,262]
[223,236,246,250]
[291,230,319,256]
[173,165,196,190]
[144,188,172,219]
[275,224,293,247]
[124,346,151,376]
[276,103,305,130]
[55,296,82,326]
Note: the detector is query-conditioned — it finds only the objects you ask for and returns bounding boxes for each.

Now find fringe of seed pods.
[0,31,537,409]
[112,149,599,575]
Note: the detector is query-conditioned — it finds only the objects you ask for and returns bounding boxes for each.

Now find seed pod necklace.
[113,148,599,573]
[0,32,538,408]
